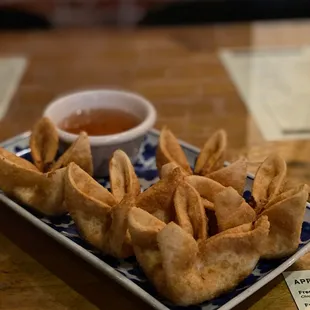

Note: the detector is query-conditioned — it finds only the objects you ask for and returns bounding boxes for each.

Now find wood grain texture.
[1,20,310,309]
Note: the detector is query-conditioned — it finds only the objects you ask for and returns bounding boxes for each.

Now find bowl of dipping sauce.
[43,90,157,177]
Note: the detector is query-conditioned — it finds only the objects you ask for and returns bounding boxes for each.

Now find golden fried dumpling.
[30,117,93,175]
[252,154,286,212]
[186,175,225,235]
[109,149,140,203]
[214,187,256,232]
[258,184,308,259]
[194,129,227,176]
[65,162,134,258]
[52,131,93,176]
[160,162,189,179]
[30,117,59,172]
[136,166,184,223]
[156,127,228,179]
[128,207,269,306]
[174,180,208,240]
[156,126,192,175]
[128,206,165,249]
[207,157,247,195]
[0,147,66,216]
[107,194,135,256]
[185,175,225,210]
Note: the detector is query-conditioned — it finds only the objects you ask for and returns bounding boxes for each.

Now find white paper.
[283,270,310,309]
[219,47,310,141]
[0,57,27,121]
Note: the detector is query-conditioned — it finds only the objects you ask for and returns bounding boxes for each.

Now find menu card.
[220,47,310,141]
[284,270,310,309]
[0,57,27,121]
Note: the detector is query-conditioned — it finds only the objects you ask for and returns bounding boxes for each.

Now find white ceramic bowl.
[43,90,157,177]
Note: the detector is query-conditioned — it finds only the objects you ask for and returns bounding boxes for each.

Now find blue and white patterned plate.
[0,130,310,310]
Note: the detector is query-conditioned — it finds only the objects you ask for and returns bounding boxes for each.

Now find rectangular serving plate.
[0,130,309,310]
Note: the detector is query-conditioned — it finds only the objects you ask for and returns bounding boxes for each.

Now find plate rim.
[0,130,309,310]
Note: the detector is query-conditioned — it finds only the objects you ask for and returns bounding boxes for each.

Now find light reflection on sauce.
[59,108,141,136]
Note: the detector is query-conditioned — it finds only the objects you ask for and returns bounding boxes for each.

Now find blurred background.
[1,0,310,29]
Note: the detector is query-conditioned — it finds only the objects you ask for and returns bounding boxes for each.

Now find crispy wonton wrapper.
[160,162,189,179]
[174,180,208,240]
[52,131,93,176]
[185,175,225,210]
[156,126,192,175]
[65,162,134,258]
[30,117,59,172]
[136,166,184,223]
[128,207,269,306]
[0,147,66,216]
[186,175,225,235]
[258,184,308,259]
[252,154,287,212]
[194,129,227,176]
[157,127,229,179]
[214,187,256,232]
[109,149,140,203]
[207,157,247,195]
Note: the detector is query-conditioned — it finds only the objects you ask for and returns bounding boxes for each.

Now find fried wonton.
[160,162,189,179]
[174,180,208,240]
[207,157,247,195]
[109,149,140,203]
[258,184,308,259]
[52,131,93,176]
[157,127,229,179]
[252,154,287,212]
[185,175,225,210]
[128,207,269,306]
[214,187,256,232]
[194,129,227,176]
[186,175,225,235]
[136,166,184,223]
[0,147,66,216]
[65,162,134,258]
[156,126,192,175]
[30,117,59,172]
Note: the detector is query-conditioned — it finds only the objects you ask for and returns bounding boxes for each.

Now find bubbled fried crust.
[174,180,208,240]
[65,162,134,258]
[2,120,308,306]
[185,175,225,206]
[30,117,59,172]
[156,126,192,175]
[109,149,140,203]
[128,207,270,306]
[158,217,269,305]
[252,154,287,212]
[194,129,227,176]
[136,166,184,223]
[258,184,308,259]
[214,186,256,232]
[207,157,247,195]
[52,131,93,176]
[0,147,66,216]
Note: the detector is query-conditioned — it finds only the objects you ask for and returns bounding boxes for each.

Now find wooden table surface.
[1,20,310,310]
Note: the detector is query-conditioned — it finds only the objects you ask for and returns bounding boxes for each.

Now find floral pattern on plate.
[1,131,310,310]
